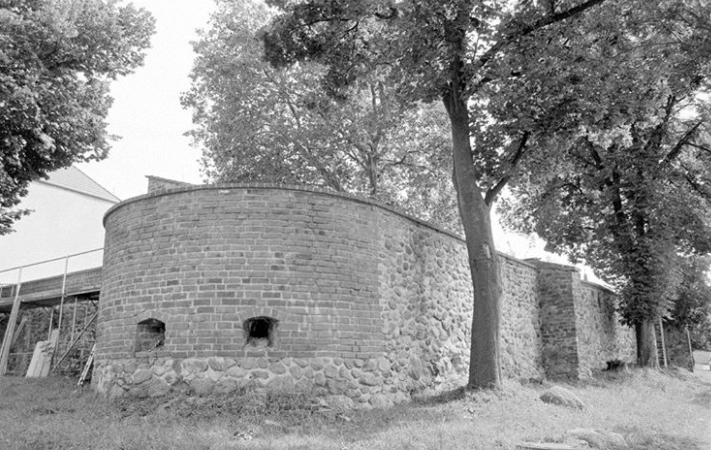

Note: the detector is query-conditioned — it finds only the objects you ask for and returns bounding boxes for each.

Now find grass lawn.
[0,368,709,450]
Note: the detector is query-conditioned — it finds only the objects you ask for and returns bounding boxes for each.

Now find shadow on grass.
[411,386,466,405]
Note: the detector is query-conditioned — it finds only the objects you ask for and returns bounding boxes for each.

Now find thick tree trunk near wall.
[443,90,502,390]
[635,318,659,368]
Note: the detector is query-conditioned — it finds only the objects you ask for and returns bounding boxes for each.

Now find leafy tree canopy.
[0,0,155,234]
[491,0,711,364]
[672,256,711,328]
[262,0,711,374]
[261,0,639,387]
[183,0,458,230]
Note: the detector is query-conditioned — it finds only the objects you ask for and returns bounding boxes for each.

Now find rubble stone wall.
[499,255,544,379]
[575,281,636,377]
[94,185,633,405]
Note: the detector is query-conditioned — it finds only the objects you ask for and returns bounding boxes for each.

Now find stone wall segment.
[574,281,636,377]
[533,261,581,379]
[94,184,636,404]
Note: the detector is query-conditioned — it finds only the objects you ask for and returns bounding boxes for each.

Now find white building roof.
[38,166,120,203]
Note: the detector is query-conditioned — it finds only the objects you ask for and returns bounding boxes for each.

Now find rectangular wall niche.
[243,316,278,347]
[134,318,165,353]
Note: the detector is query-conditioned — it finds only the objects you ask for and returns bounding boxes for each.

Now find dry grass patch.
[0,368,709,450]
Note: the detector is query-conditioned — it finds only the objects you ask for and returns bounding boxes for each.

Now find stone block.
[190,378,214,396]
[226,365,246,378]
[251,370,270,380]
[132,368,152,385]
[289,365,303,379]
[181,358,208,374]
[324,364,338,378]
[540,386,585,409]
[208,357,225,371]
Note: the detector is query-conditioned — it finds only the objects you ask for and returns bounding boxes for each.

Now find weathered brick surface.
[98,186,382,364]
[534,261,581,378]
[532,261,635,379]
[93,185,635,403]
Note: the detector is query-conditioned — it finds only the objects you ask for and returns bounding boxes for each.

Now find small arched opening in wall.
[243,316,278,347]
[134,318,165,353]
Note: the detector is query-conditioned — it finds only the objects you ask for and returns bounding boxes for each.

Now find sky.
[77,0,216,200]
[70,0,574,268]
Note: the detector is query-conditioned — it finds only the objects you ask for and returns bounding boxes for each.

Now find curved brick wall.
[93,185,547,405]
[94,184,636,405]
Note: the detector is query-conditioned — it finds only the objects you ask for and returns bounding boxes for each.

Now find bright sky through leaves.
[72,0,558,264]
[77,0,215,200]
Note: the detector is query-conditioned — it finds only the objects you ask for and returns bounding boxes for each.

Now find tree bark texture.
[635,318,659,368]
[443,87,502,390]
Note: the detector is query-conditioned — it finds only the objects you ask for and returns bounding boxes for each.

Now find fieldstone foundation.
[95,354,434,408]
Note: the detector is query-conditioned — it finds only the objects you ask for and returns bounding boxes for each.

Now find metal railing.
[0,248,103,376]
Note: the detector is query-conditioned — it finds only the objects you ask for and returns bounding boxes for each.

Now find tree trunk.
[635,318,659,368]
[443,89,502,390]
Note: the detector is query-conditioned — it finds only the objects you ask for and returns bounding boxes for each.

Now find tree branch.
[687,142,711,155]
[684,171,711,200]
[293,142,345,192]
[662,121,703,164]
[262,68,303,128]
[644,95,677,155]
[471,0,610,88]
[484,131,530,205]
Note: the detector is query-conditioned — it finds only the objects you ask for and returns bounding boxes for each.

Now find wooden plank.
[78,344,96,386]
[516,443,577,450]
[10,315,28,349]
[26,329,59,378]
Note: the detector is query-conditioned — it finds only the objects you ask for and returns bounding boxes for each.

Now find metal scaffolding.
[0,248,103,376]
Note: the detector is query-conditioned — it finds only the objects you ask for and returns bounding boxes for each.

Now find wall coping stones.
[103,182,542,269]
[580,280,615,295]
[103,183,458,240]
[526,258,616,294]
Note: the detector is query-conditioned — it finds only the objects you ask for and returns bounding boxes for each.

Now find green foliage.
[690,315,711,349]
[494,0,711,327]
[258,0,652,386]
[671,257,711,327]
[0,0,154,234]
[182,0,459,230]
